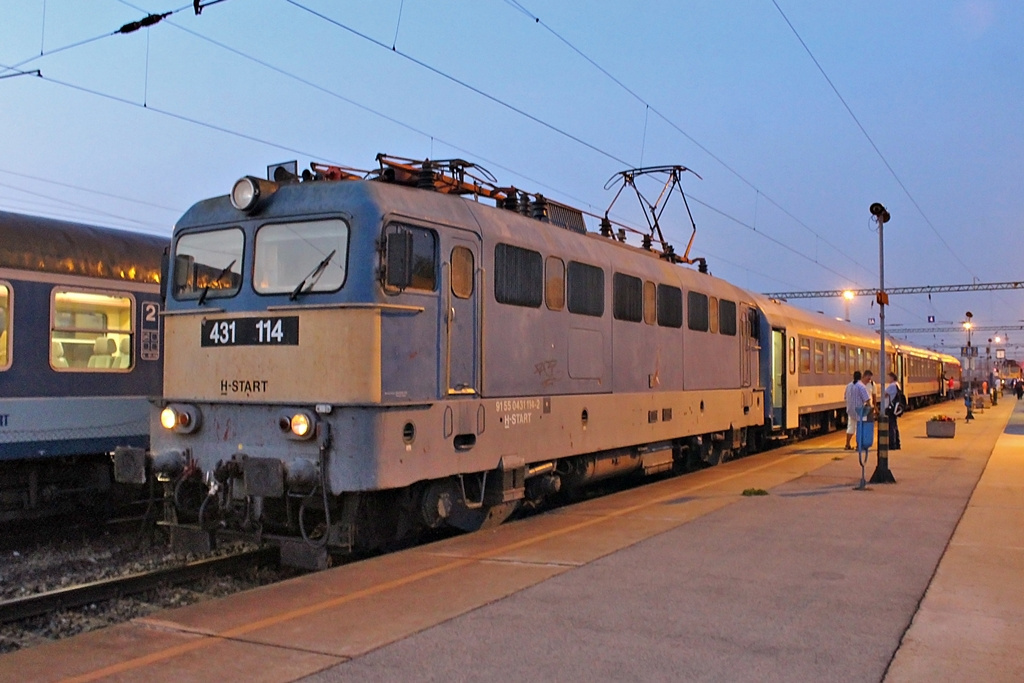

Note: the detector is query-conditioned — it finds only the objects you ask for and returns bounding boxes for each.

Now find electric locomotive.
[0,211,165,521]
[118,157,765,568]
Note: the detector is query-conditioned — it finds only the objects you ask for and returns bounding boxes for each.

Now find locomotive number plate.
[201,316,299,347]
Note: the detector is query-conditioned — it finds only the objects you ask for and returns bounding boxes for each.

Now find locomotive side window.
[799,337,810,373]
[612,273,642,322]
[50,289,134,371]
[0,283,9,370]
[173,228,244,301]
[495,244,542,307]
[708,297,719,333]
[450,246,474,299]
[254,219,349,295]
[545,256,565,310]
[643,281,656,325]
[813,340,825,373]
[567,261,604,317]
[657,284,682,328]
[719,299,737,336]
[687,291,708,331]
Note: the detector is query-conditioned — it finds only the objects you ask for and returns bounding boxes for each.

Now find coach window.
[172,228,243,301]
[545,256,565,310]
[0,283,9,370]
[450,246,474,299]
[814,340,825,373]
[839,345,847,374]
[657,284,682,328]
[719,299,737,336]
[567,261,604,317]
[255,219,349,295]
[687,291,709,331]
[643,281,656,325]
[827,343,837,374]
[799,337,810,373]
[613,273,643,322]
[50,289,133,371]
[789,336,797,374]
[495,244,542,307]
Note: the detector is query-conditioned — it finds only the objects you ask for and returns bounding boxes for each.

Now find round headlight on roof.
[230,176,261,212]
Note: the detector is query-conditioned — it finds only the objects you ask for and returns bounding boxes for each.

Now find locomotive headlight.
[160,407,177,430]
[291,413,311,438]
[230,176,278,213]
[159,403,202,434]
[278,409,317,441]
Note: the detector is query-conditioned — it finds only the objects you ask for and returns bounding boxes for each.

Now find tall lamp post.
[964,311,973,384]
[869,202,895,484]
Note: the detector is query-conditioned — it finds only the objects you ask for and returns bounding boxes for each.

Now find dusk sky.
[2,1,1022,358]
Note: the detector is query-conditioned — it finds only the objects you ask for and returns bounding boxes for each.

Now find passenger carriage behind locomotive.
[117,158,765,567]
[0,211,165,521]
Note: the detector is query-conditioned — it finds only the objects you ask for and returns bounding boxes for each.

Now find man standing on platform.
[844,370,863,450]
[884,372,903,450]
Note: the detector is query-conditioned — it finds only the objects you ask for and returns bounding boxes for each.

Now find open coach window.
[0,283,9,369]
[383,224,437,292]
[173,228,244,301]
[50,290,133,371]
[255,219,349,295]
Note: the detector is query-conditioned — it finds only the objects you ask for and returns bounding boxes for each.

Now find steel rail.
[0,547,278,624]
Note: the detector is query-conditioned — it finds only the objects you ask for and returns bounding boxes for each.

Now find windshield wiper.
[289,250,336,301]
[197,259,237,306]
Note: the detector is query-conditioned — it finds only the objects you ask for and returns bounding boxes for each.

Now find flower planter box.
[927,421,956,438]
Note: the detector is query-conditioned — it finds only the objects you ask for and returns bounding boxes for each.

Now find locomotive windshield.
[173,228,244,301]
[253,219,349,295]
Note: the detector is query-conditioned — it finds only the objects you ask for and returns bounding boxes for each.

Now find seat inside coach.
[51,340,69,368]
[87,337,117,368]
[115,337,131,368]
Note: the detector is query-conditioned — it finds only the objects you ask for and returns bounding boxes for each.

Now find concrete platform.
[2,398,1020,682]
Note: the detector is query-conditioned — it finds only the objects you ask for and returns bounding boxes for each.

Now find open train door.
[770,328,786,429]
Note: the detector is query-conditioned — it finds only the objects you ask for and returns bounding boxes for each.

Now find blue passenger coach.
[0,211,165,520]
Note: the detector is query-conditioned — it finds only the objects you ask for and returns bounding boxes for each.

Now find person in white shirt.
[844,371,863,449]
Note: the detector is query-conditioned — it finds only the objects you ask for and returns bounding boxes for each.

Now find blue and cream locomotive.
[118,156,958,567]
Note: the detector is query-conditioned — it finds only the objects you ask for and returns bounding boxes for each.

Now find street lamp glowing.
[842,290,855,301]
[963,321,973,331]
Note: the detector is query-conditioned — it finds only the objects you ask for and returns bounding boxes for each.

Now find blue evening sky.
[1,1,1021,356]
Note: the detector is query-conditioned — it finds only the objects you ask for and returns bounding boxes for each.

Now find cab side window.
[51,289,134,371]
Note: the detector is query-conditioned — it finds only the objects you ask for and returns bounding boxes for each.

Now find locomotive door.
[445,234,479,395]
[771,329,786,428]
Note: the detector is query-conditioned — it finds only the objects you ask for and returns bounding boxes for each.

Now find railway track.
[0,547,279,625]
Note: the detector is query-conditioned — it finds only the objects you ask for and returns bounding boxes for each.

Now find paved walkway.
[886,396,1024,681]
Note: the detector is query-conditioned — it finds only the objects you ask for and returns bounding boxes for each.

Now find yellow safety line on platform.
[65,453,801,682]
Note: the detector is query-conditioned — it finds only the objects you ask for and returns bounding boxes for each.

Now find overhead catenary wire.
[13,2,870,292]
[769,0,977,282]
[499,0,876,285]
[0,3,953,327]
[281,0,877,290]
